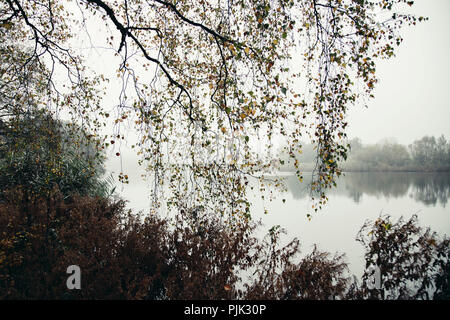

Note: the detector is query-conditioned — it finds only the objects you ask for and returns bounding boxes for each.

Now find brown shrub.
[1,187,448,300]
[0,187,351,299]
[0,187,154,299]
[244,226,349,300]
[351,214,450,300]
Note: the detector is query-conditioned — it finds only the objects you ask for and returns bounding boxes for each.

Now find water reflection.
[284,172,450,207]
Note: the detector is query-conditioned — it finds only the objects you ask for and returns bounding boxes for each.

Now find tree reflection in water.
[285,172,450,207]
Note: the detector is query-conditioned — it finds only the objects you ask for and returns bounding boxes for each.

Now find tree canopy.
[0,0,426,218]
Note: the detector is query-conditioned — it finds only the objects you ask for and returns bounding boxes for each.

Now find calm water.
[247,172,450,278]
[121,171,450,279]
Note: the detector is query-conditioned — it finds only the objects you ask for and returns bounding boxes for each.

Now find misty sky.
[346,0,450,145]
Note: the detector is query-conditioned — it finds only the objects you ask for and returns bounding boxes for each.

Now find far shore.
[276,167,450,174]
[277,163,450,174]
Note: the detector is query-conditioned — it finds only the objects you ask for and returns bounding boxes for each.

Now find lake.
[120,171,450,279]
[247,172,450,278]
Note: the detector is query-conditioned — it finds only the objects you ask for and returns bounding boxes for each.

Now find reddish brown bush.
[1,187,448,300]
[0,187,160,299]
[0,187,350,299]
[244,226,349,300]
[350,214,450,300]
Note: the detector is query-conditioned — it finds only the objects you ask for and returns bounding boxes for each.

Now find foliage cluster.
[344,136,450,171]
[409,135,450,168]
[352,214,450,300]
[0,187,448,300]
[0,110,113,200]
[0,186,348,299]
[278,135,450,172]
[0,0,427,216]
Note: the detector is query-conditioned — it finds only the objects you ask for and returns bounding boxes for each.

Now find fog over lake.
[116,169,450,279]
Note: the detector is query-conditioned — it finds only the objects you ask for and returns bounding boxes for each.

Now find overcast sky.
[346,0,450,145]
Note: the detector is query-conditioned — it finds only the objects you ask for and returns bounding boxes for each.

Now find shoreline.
[278,167,450,174]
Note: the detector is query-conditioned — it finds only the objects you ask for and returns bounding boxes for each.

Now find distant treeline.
[278,135,450,172]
